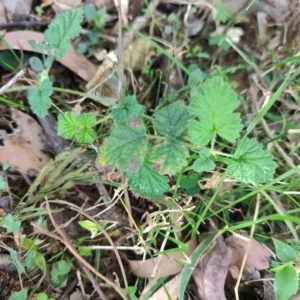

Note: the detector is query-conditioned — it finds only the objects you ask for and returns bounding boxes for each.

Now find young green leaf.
[29,56,44,73]
[111,95,145,122]
[179,173,200,195]
[274,265,298,300]
[58,112,80,139]
[8,289,28,300]
[188,76,242,146]
[10,248,25,273]
[150,139,189,174]
[51,260,70,288]
[99,116,149,171]
[28,78,53,117]
[272,239,297,263]
[127,161,169,196]
[5,214,21,233]
[75,127,96,143]
[0,175,7,190]
[153,100,190,137]
[192,148,216,173]
[227,138,277,183]
[44,9,83,59]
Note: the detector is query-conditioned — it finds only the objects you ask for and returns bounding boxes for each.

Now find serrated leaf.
[28,78,53,117]
[150,139,188,174]
[99,116,149,171]
[29,56,44,73]
[44,9,83,59]
[10,248,25,273]
[188,76,242,146]
[58,112,79,139]
[274,265,298,300]
[227,138,277,183]
[78,113,96,127]
[75,127,96,143]
[111,95,145,122]
[153,100,190,137]
[273,239,297,263]
[192,148,216,173]
[128,161,169,196]
[4,214,21,233]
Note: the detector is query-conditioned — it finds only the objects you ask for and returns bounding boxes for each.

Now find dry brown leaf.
[225,231,275,289]
[86,0,115,9]
[0,31,96,82]
[199,172,220,190]
[147,274,179,300]
[0,1,7,35]
[128,237,197,297]
[192,235,232,300]
[0,108,50,176]
[123,38,155,71]
[2,0,33,21]
[52,0,82,13]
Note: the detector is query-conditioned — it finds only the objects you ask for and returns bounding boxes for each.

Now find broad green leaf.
[10,248,25,273]
[79,246,92,257]
[58,112,79,139]
[28,78,53,117]
[227,138,277,183]
[273,239,297,263]
[111,95,145,122]
[188,76,242,146]
[8,289,28,300]
[29,56,44,73]
[153,100,190,137]
[51,260,70,288]
[0,175,7,190]
[128,161,169,196]
[99,116,149,171]
[192,148,216,173]
[33,251,46,271]
[150,139,189,174]
[44,9,83,59]
[78,113,96,127]
[274,265,298,300]
[5,214,21,233]
[179,173,200,195]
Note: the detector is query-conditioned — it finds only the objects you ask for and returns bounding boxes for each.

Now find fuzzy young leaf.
[153,100,190,137]
[99,116,149,171]
[28,78,53,117]
[29,56,44,73]
[111,95,145,122]
[5,214,21,233]
[273,239,297,263]
[128,161,169,196]
[150,139,189,174]
[192,148,216,173]
[227,138,277,183]
[75,127,96,143]
[188,76,242,146]
[10,248,25,273]
[44,9,83,59]
[58,112,79,139]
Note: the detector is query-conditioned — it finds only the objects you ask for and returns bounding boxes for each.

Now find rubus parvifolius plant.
[25,9,277,197]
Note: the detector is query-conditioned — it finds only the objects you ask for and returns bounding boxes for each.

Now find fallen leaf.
[192,235,232,300]
[0,31,96,82]
[0,1,7,35]
[225,231,275,290]
[199,172,220,189]
[2,0,33,21]
[0,108,51,176]
[52,0,82,13]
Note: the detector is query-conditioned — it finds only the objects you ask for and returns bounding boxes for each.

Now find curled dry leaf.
[225,231,275,290]
[0,31,97,82]
[128,237,197,297]
[192,236,232,300]
[0,108,51,176]
[51,0,82,13]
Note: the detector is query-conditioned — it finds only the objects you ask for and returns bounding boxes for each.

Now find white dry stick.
[0,68,26,95]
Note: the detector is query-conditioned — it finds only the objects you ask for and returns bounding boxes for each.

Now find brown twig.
[0,21,50,29]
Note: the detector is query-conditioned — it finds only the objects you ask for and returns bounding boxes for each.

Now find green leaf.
[0,175,7,190]
[33,251,46,271]
[99,116,149,171]
[79,246,92,257]
[83,4,96,21]
[192,148,216,173]
[75,127,96,143]
[227,138,277,183]
[44,9,83,59]
[78,113,96,128]
[28,78,53,117]
[4,214,21,233]
[2,161,10,170]
[37,293,48,300]
[29,56,44,73]
[28,40,43,52]
[150,139,189,174]
[273,239,297,263]
[51,260,70,288]
[58,112,79,139]
[179,173,200,195]
[274,265,298,300]
[111,95,145,122]
[8,289,28,300]
[127,161,169,196]
[153,100,190,137]
[188,76,242,146]
[10,248,25,273]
